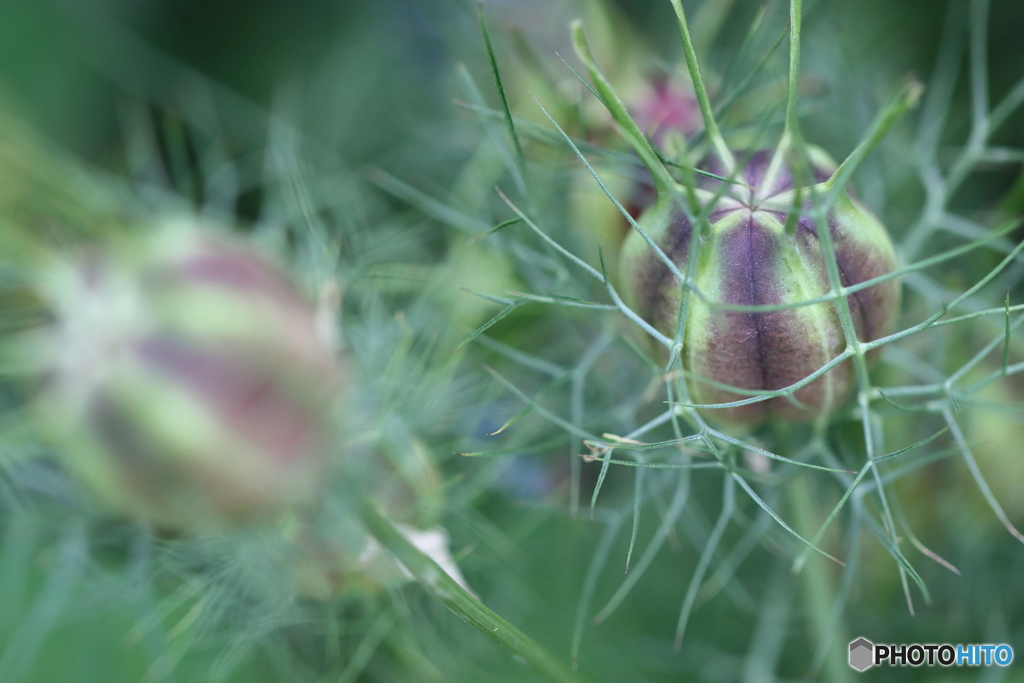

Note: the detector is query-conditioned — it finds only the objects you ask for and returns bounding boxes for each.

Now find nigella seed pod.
[29,222,342,528]
[571,14,918,425]
[619,149,901,423]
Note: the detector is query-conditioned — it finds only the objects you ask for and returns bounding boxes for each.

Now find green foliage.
[1,1,1024,682]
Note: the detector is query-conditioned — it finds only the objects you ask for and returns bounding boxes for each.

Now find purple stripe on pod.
[634,206,693,328]
[687,215,846,421]
[689,216,773,422]
[782,208,898,346]
[740,150,781,191]
[826,213,900,343]
[134,336,316,466]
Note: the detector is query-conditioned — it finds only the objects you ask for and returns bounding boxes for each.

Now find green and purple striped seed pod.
[32,223,343,529]
[618,148,900,424]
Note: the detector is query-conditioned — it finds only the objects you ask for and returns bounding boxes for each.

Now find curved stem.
[669,0,735,173]
[359,503,592,683]
[822,79,924,196]
[757,0,804,198]
[789,476,854,683]
[571,21,675,198]
[784,0,803,140]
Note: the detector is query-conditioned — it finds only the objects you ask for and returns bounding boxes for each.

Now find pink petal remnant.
[631,76,702,146]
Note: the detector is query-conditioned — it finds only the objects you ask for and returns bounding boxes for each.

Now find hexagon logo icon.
[849,638,874,672]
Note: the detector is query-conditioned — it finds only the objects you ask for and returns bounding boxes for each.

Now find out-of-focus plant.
[0,90,592,682]
[22,224,343,530]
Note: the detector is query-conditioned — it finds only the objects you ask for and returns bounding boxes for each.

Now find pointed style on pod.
[28,221,343,528]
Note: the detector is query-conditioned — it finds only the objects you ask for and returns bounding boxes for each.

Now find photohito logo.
[849,638,1014,671]
[849,638,874,672]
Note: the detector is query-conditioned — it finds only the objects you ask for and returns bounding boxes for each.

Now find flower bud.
[619,148,900,423]
[29,222,341,528]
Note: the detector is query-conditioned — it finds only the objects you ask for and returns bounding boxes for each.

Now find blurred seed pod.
[24,222,343,529]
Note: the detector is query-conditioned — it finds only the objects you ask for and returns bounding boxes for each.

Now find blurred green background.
[2,0,1024,682]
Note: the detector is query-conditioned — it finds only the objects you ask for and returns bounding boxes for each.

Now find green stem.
[784,0,803,140]
[570,21,675,197]
[757,0,803,197]
[359,503,592,683]
[690,0,739,62]
[668,0,735,172]
[789,476,854,683]
[822,79,924,196]
[477,2,530,202]
[1004,290,1012,376]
